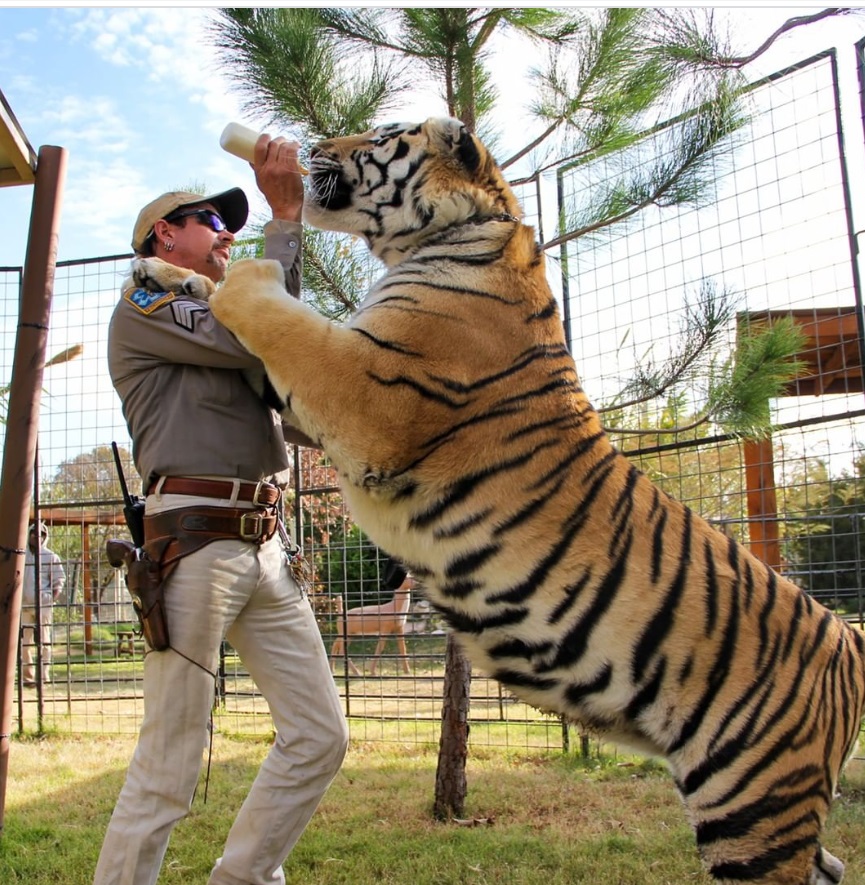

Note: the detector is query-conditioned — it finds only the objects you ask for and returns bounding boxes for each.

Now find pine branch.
[319,9,432,59]
[690,8,850,69]
[707,315,808,438]
[303,249,357,319]
[301,229,376,320]
[470,9,506,53]
[501,120,562,171]
[543,76,746,251]
[598,279,737,415]
[493,9,583,45]
[602,313,807,439]
[212,9,407,139]
[511,10,678,174]
[608,413,713,438]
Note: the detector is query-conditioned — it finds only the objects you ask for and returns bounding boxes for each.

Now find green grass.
[3,735,865,884]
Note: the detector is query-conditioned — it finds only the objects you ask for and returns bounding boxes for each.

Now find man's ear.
[152,219,171,241]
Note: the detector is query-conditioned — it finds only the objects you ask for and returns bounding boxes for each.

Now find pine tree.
[210,6,850,819]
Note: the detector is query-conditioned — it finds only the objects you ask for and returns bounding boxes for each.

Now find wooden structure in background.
[32,507,127,656]
[739,308,864,571]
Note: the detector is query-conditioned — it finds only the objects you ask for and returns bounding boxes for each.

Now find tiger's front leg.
[686,787,844,885]
[209,258,392,479]
[130,257,216,300]
[209,259,329,375]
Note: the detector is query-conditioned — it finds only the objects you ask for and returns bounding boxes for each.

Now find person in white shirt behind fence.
[20,520,66,686]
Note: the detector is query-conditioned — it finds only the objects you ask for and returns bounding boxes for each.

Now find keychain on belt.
[278,520,312,598]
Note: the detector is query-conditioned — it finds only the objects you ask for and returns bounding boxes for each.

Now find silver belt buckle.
[239,512,263,541]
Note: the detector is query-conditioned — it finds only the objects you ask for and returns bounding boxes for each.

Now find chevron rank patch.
[171,299,207,332]
[124,287,175,315]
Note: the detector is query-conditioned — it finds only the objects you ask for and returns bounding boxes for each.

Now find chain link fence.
[4,48,865,756]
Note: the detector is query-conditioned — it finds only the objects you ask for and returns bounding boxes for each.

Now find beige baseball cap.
[131,187,249,253]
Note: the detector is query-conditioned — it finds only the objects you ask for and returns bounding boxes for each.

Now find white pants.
[20,596,54,683]
[93,494,348,885]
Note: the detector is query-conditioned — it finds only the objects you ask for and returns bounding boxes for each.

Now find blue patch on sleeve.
[124,287,175,314]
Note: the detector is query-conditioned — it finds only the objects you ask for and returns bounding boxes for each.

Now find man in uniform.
[94,134,348,885]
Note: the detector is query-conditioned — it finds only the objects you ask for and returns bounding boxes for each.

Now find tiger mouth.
[308,156,353,211]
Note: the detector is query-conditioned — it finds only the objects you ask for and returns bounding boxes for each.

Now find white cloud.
[61,155,152,255]
[5,72,37,96]
[66,8,245,132]
[0,82,137,264]
[26,94,129,156]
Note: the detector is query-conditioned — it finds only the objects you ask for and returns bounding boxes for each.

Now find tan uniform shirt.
[108,219,304,491]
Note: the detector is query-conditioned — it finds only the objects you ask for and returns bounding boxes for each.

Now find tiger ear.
[455,127,481,173]
[430,117,482,174]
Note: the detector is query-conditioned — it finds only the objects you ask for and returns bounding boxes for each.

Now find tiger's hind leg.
[683,789,836,884]
[693,835,844,884]
[690,815,841,884]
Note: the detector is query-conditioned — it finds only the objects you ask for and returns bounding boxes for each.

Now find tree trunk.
[433,634,472,820]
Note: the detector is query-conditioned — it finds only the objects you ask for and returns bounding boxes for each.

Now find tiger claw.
[180,274,216,300]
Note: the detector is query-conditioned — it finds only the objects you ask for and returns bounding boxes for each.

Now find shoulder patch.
[124,287,175,315]
[171,300,207,332]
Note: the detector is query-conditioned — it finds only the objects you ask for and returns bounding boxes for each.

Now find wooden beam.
[0,145,66,833]
[0,90,36,187]
[743,437,781,572]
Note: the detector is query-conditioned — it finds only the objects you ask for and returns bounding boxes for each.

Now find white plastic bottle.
[219,122,261,163]
[219,122,308,173]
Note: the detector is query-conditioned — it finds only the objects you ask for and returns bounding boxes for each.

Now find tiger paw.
[812,847,844,884]
[179,274,217,301]
[211,258,289,321]
[131,257,216,300]
[223,258,286,291]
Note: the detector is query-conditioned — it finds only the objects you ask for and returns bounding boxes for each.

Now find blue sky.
[0,7,273,267]
[1,6,865,270]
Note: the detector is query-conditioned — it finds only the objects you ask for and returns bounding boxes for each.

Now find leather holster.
[106,538,171,651]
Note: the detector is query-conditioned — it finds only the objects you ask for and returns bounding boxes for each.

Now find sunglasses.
[163,208,228,233]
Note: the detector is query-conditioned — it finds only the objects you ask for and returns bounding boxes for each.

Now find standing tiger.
[134,116,865,884]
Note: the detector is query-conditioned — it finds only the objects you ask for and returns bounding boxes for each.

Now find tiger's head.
[304,117,523,265]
